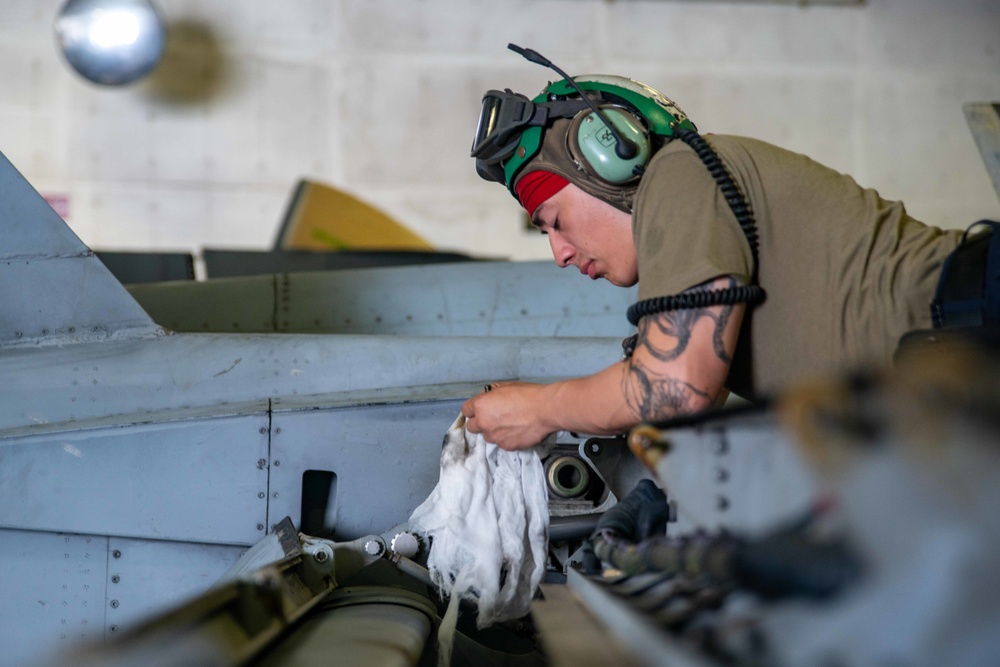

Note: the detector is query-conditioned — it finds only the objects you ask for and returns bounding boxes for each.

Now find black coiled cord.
[626,130,766,327]
[627,285,765,326]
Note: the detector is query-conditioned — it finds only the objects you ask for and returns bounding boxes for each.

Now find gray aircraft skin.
[0,147,635,666]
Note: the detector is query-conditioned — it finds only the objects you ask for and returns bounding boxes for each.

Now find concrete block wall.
[0,0,998,263]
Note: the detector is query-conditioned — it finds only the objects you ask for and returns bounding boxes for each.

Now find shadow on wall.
[142,19,226,104]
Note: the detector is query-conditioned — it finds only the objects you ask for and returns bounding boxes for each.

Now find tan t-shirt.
[633,135,962,399]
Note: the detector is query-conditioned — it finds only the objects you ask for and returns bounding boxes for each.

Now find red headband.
[515,170,569,218]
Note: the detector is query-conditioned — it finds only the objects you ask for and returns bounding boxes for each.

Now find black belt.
[931,220,1000,329]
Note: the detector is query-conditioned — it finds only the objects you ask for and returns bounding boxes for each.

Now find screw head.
[109,625,119,633]
[258,492,265,499]
[717,496,730,511]
[110,599,119,609]
[390,532,421,558]
[274,460,280,467]
[364,539,385,558]
[259,427,267,434]
[256,523,265,531]
[112,550,122,559]
[111,575,120,584]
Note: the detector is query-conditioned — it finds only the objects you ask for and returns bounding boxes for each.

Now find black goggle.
[471,89,590,184]
[471,89,544,183]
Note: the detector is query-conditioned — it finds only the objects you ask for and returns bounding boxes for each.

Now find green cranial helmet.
[470,48,696,210]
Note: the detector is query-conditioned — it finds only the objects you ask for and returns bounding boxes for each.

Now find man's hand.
[461,381,556,451]
[460,276,745,450]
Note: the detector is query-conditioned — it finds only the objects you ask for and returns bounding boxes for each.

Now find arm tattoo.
[635,278,737,365]
[623,357,710,422]
[622,278,740,422]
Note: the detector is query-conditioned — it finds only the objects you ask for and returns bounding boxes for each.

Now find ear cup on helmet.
[568,106,651,184]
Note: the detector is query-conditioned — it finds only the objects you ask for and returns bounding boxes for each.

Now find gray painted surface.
[0,530,109,665]
[0,151,159,347]
[127,260,637,338]
[0,530,246,667]
[652,411,818,536]
[268,396,467,540]
[964,103,1000,205]
[102,537,244,634]
[0,144,628,664]
[0,413,269,544]
[0,333,620,433]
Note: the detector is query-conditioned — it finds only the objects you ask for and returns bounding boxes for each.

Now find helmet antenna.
[507,43,638,160]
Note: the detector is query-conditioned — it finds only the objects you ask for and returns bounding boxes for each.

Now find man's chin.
[605,275,638,288]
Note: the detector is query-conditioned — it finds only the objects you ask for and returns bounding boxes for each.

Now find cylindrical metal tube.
[256,600,432,667]
[549,513,602,542]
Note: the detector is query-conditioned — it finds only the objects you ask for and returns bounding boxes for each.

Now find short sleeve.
[632,144,754,301]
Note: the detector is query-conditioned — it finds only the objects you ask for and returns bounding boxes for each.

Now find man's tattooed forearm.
[636,278,738,365]
[622,358,710,422]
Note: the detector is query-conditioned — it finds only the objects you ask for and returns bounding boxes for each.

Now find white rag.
[408,414,549,664]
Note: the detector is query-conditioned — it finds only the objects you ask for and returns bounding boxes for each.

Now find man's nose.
[549,233,574,268]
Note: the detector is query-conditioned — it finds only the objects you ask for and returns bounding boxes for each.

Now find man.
[461,62,993,451]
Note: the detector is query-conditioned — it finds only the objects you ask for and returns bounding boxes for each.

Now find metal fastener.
[256,523,265,531]
[717,496,730,511]
[111,575,120,584]
[109,625,119,633]
[258,492,265,499]
[390,532,421,559]
[364,539,385,558]
[273,460,280,467]
[258,427,267,434]
[112,550,122,559]
[110,600,119,608]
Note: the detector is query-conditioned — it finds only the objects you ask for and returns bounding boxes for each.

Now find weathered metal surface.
[0,334,620,433]
[0,151,159,348]
[127,260,637,338]
[0,530,109,667]
[102,537,245,636]
[268,394,467,540]
[0,413,269,544]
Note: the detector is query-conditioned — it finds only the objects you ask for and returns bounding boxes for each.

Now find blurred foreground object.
[607,338,1000,666]
[54,0,166,86]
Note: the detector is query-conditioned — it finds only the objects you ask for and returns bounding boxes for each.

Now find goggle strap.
[542,98,594,119]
